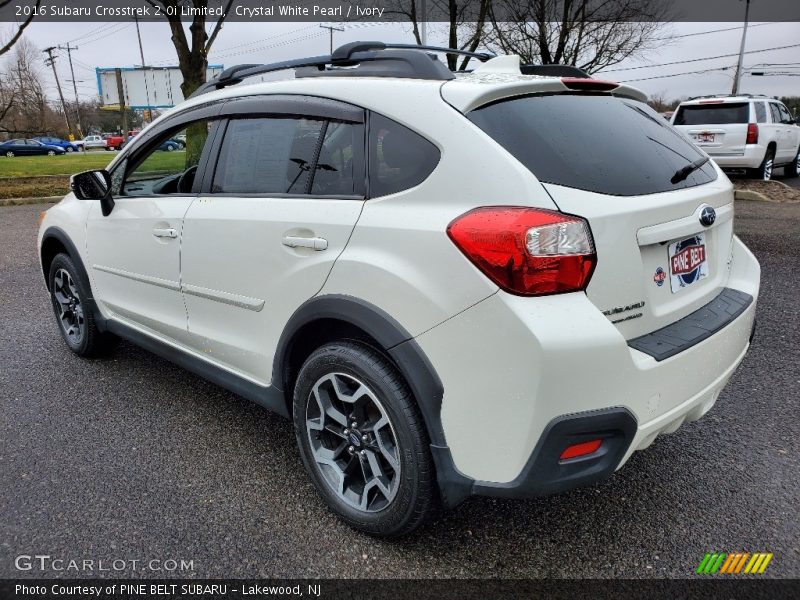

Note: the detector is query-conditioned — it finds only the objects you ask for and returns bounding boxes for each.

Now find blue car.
[158,139,182,152]
[0,139,66,157]
[32,136,80,153]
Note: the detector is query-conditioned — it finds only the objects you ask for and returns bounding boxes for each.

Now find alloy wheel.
[52,268,84,345]
[305,373,401,512]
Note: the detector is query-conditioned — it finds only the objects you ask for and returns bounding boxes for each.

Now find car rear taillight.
[746,123,759,144]
[447,207,596,296]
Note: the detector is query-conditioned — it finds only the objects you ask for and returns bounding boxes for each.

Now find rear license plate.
[696,132,715,143]
[668,233,708,293]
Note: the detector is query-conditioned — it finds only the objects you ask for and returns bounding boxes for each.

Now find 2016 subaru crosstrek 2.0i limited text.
[38,43,760,537]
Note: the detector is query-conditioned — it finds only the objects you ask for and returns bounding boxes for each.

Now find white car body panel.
[86,196,195,343]
[416,236,758,482]
[180,197,364,383]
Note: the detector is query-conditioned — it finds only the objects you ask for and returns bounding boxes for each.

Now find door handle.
[153,227,178,239]
[282,235,328,251]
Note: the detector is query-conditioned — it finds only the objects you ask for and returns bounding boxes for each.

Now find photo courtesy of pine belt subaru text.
[37,42,761,537]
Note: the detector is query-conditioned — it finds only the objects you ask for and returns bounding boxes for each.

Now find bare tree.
[486,0,669,74]
[385,0,492,70]
[0,0,41,57]
[145,0,235,163]
[0,38,52,136]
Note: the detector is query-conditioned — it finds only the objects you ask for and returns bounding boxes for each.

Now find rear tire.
[751,148,775,181]
[48,253,116,357]
[66,146,74,153]
[785,148,800,178]
[293,341,438,537]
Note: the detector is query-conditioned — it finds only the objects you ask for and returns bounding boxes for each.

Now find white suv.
[672,94,800,180]
[37,43,760,537]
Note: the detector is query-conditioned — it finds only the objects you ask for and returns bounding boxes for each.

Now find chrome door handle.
[153,227,178,238]
[282,236,328,251]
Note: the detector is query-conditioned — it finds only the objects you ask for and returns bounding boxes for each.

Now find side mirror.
[70,169,115,216]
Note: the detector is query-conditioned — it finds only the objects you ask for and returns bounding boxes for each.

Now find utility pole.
[732,0,751,95]
[319,24,344,54]
[57,43,82,138]
[43,47,73,138]
[134,14,153,125]
[115,68,129,137]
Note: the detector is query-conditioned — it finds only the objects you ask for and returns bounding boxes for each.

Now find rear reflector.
[746,123,759,145]
[447,207,596,296]
[561,77,619,92]
[560,439,603,460]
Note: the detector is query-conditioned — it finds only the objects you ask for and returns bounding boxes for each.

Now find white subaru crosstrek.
[38,43,760,537]
[672,94,800,180]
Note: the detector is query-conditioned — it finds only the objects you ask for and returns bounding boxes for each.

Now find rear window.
[674,103,750,125]
[468,94,717,197]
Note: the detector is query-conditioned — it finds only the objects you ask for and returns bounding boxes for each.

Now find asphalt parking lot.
[1,200,798,579]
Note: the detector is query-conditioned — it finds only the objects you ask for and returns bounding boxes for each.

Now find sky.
[4,19,799,107]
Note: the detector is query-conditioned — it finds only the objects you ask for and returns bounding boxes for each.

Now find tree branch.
[0,0,41,57]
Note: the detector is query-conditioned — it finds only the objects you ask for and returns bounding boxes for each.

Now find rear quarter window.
[468,94,717,197]
[674,103,750,125]
[368,113,440,198]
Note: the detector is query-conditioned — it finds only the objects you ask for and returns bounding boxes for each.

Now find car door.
[180,96,366,384]
[85,111,221,343]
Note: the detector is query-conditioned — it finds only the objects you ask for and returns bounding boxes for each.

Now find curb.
[0,196,62,206]
[734,188,800,204]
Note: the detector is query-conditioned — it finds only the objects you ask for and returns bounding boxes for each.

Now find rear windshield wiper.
[671,155,710,184]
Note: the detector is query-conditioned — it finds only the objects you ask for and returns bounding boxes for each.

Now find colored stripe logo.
[697,552,773,574]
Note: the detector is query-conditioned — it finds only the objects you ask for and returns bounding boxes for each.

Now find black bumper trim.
[471,407,637,499]
[628,287,753,362]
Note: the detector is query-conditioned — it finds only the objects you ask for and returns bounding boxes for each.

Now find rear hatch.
[462,89,735,339]
[672,101,751,157]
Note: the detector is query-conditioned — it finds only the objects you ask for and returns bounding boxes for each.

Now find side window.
[754,102,767,124]
[212,117,329,195]
[778,104,792,124]
[769,103,782,124]
[310,120,365,196]
[121,120,212,197]
[368,113,440,197]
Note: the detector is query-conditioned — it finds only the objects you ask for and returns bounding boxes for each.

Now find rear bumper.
[708,145,766,169]
[416,236,759,503]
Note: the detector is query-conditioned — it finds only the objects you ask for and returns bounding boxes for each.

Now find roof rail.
[688,93,774,100]
[520,64,591,79]
[190,41,495,98]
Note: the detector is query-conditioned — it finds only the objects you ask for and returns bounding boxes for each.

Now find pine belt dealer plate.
[668,233,708,293]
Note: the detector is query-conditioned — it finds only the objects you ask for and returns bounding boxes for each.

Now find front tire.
[48,253,115,357]
[5,151,14,157]
[47,150,56,156]
[293,341,437,537]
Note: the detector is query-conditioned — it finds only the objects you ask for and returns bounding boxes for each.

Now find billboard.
[96,65,224,109]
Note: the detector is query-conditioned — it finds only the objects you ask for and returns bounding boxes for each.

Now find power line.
[620,66,733,83]
[601,43,800,73]
[651,22,774,42]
